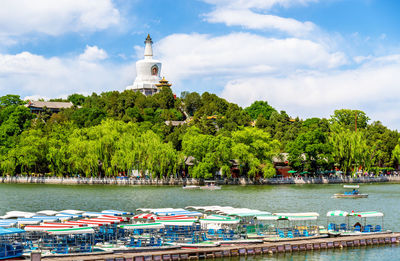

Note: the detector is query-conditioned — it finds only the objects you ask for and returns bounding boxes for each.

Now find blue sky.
[1,0,400,129]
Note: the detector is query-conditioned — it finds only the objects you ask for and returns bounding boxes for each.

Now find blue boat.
[0,227,25,260]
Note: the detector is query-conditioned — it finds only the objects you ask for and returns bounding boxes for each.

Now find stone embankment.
[1,175,400,186]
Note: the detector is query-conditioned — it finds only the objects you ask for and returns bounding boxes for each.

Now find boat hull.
[182,186,200,189]
[333,194,368,198]
[200,186,221,190]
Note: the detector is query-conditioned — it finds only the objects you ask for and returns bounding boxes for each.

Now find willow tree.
[329,123,376,175]
[135,130,178,179]
[13,129,48,174]
[182,127,232,179]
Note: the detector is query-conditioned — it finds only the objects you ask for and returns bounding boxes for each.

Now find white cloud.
[202,0,319,37]
[203,0,318,10]
[0,0,120,37]
[221,54,400,129]
[156,33,347,81]
[79,45,108,62]
[0,50,135,99]
[205,8,316,37]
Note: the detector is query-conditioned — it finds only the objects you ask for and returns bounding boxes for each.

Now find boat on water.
[334,185,368,198]
[200,181,221,190]
[182,185,201,190]
[326,210,389,236]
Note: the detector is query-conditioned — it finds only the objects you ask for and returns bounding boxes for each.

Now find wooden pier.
[35,232,400,261]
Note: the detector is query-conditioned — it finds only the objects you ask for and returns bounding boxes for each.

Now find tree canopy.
[0,92,398,178]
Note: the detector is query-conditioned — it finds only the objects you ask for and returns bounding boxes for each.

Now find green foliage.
[68,94,86,106]
[0,92,398,179]
[330,109,370,130]
[287,128,332,172]
[329,123,376,175]
[0,95,24,107]
[245,101,276,120]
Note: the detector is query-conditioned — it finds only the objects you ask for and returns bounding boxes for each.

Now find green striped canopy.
[119,223,165,230]
[349,211,384,218]
[326,210,349,217]
[46,227,95,235]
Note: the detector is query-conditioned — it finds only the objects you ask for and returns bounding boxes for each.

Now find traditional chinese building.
[25,101,74,114]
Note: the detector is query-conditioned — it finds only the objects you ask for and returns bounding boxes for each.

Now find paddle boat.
[334,185,368,198]
[256,212,322,240]
[0,227,26,260]
[326,210,389,236]
[326,210,349,236]
[200,181,221,190]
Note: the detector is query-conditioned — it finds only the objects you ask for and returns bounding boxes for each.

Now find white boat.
[334,185,368,198]
[182,185,200,189]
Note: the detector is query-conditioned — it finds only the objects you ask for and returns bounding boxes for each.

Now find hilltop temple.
[126,34,167,96]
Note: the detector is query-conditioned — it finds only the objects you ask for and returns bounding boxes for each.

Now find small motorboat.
[334,185,368,198]
[182,185,200,189]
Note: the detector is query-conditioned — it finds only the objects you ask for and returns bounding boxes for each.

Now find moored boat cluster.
[0,206,389,259]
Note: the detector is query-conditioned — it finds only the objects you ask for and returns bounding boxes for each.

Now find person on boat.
[353,222,363,231]
[352,189,359,195]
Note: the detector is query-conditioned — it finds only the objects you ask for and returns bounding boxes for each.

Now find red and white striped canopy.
[156,215,196,220]
[133,213,157,220]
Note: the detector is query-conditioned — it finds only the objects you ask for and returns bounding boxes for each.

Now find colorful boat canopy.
[56,213,82,218]
[119,223,165,230]
[326,210,349,217]
[0,227,25,235]
[158,220,196,226]
[199,218,240,224]
[133,213,157,220]
[349,211,384,218]
[32,216,60,222]
[101,210,132,215]
[25,225,76,232]
[16,218,43,225]
[46,227,95,235]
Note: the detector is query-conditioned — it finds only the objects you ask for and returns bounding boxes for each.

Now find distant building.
[25,101,74,114]
[126,34,163,96]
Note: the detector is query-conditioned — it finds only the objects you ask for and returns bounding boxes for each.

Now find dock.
[34,232,400,261]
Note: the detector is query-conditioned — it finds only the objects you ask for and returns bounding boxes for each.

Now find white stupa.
[126,34,162,96]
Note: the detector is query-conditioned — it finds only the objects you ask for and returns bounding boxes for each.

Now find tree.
[244,101,276,120]
[329,123,376,175]
[231,127,280,178]
[330,109,370,130]
[287,129,332,172]
[0,95,24,107]
[182,92,202,116]
[68,94,86,106]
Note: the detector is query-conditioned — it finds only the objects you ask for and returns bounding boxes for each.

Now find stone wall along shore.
[1,175,399,186]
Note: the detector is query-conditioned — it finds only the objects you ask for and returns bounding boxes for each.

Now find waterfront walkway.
[2,175,400,186]
[36,232,400,261]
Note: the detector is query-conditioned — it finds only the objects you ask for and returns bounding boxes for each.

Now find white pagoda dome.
[126,34,162,96]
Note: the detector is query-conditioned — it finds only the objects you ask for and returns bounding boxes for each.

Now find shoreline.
[1,175,400,186]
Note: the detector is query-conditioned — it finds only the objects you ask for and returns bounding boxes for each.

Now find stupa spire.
[144,34,153,59]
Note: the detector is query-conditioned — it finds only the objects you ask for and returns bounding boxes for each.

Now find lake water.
[0,182,399,260]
